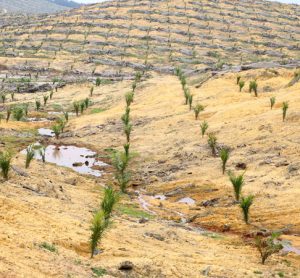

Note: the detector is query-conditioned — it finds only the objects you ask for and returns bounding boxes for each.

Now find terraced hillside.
[0,0,299,91]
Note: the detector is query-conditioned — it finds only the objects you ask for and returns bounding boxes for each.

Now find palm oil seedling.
[39,145,46,163]
[255,233,283,265]
[13,106,24,121]
[249,80,258,97]
[229,171,244,201]
[132,82,137,92]
[80,101,85,114]
[238,80,245,92]
[0,151,11,180]
[111,150,131,193]
[25,145,35,169]
[96,77,101,87]
[220,148,230,174]
[125,91,134,107]
[10,92,15,101]
[270,97,276,110]
[183,87,190,105]
[124,123,132,143]
[90,210,108,258]
[194,104,204,120]
[282,101,289,122]
[207,133,217,156]
[52,124,61,139]
[49,90,54,100]
[6,106,11,122]
[1,94,6,104]
[73,101,80,116]
[84,97,90,109]
[240,195,254,224]
[63,111,69,122]
[200,121,209,138]
[188,94,193,110]
[43,95,49,106]
[90,86,94,97]
[35,99,41,111]
[101,186,119,220]
[121,107,130,125]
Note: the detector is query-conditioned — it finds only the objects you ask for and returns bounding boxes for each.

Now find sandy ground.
[0,68,300,277]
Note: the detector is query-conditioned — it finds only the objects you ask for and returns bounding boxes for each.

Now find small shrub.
[0,151,11,180]
[249,80,258,96]
[239,80,245,92]
[194,104,204,120]
[229,172,244,201]
[90,210,108,258]
[25,145,35,168]
[101,186,119,219]
[270,97,276,110]
[91,267,107,277]
[125,91,134,107]
[282,101,288,121]
[13,106,24,121]
[10,92,14,101]
[236,76,241,85]
[207,133,217,156]
[200,121,209,137]
[255,233,283,264]
[39,242,57,252]
[35,100,41,111]
[240,195,254,224]
[220,148,230,174]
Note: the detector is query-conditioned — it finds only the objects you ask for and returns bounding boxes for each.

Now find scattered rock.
[144,232,165,241]
[72,162,83,167]
[201,198,219,207]
[235,162,247,170]
[222,224,231,232]
[12,166,29,177]
[64,178,77,186]
[139,217,149,224]
[165,188,183,197]
[119,261,134,271]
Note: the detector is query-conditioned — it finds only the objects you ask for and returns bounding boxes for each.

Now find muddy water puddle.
[38,128,55,137]
[21,144,107,177]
